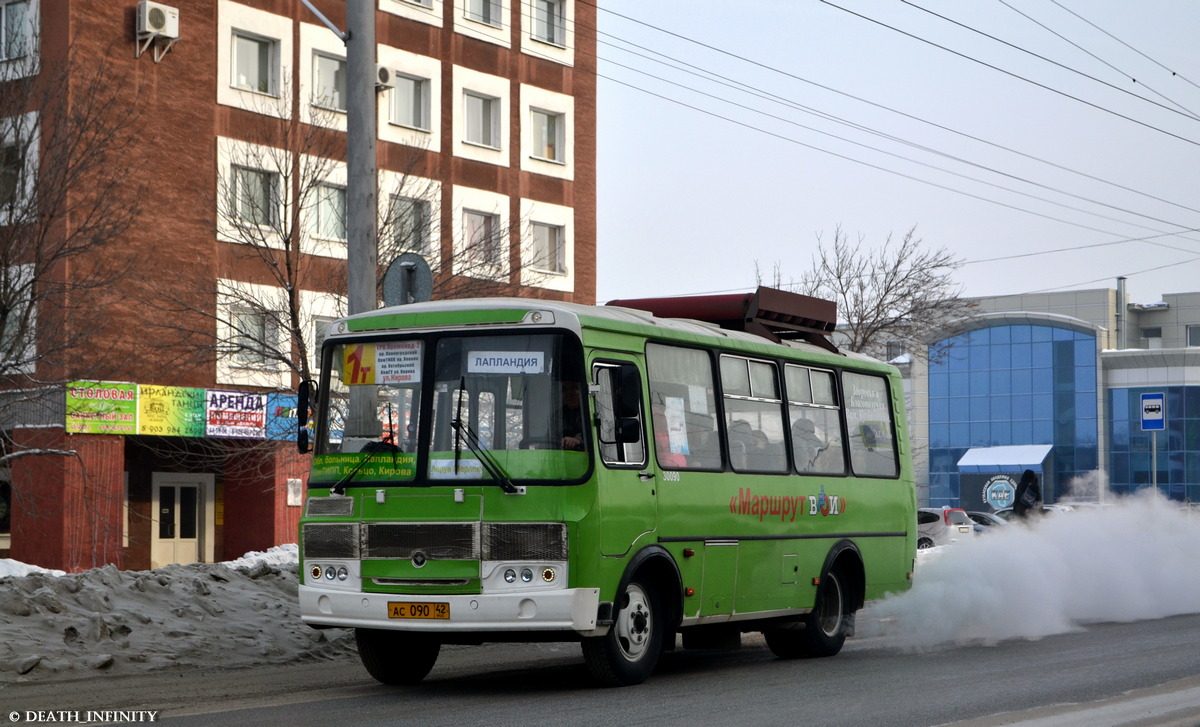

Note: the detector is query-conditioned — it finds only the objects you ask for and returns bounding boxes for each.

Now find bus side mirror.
[297,379,317,454]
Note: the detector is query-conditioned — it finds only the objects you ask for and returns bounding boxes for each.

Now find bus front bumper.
[299,584,602,634]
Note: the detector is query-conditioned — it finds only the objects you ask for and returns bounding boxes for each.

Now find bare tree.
[0,46,145,463]
[152,85,560,391]
[791,225,973,362]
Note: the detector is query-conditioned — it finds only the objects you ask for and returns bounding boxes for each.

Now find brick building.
[0,0,597,571]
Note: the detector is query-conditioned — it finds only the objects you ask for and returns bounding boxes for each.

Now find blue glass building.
[910,287,1200,508]
[925,320,1099,507]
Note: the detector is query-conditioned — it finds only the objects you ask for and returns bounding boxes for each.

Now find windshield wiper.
[451,418,518,494]
[330,438,398,496]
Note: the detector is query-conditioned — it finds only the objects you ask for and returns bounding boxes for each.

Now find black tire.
[764,565,853,659]
[581,578,664,686]
[917,537,934,549]
[355,628,440,685]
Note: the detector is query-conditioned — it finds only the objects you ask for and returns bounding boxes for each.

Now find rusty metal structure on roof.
[606,286,840,353]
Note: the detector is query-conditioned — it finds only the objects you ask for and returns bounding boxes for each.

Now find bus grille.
[483,522,567,561]
[302,523,360,559]
[304,497,355,517]
[362,522,478,560]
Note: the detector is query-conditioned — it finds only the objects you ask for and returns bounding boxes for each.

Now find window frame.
[529,221,566,275]
[531,0,566,46]
[464,91,501,149]
[1,0,29,62]
[230,306,277,367]
[529,108,565,163]
[463,209,503,267]
[313,182,347,242]
[231,164,280,228]
[390,194,432,254]
[311,51,347,112]
[464,0,502,27]
[391,72,432,131]
[231,30,279,97]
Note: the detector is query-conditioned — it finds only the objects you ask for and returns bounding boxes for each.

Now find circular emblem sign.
[983,475,1017,510]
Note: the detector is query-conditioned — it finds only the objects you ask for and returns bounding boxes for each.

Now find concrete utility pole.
[344,1,378,317]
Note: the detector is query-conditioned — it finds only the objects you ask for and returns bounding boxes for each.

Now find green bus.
[297,290,916,686]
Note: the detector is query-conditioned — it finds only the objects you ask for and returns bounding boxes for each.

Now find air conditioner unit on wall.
[137,1,180,41]
[376,65,395,91]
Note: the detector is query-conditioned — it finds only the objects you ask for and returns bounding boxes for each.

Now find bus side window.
[594,362,646,467]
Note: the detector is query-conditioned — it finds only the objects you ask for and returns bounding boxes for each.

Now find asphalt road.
[4,614,1200,726]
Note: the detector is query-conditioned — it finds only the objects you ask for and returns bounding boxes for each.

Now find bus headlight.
[504,569,517,583]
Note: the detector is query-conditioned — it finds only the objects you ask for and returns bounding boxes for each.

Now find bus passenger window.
[646,343,722,470]
[842,371,899,477]
[785,365,846,475]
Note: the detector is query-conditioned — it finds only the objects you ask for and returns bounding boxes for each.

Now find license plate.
[959,526,971,533]
[387,601,450,620]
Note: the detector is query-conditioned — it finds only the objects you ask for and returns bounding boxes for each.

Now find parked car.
[993,503,1075,520]
[917,507,977,549]
[966,510,1009,529]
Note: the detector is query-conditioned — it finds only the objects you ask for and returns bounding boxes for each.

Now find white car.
[917,507,976,549]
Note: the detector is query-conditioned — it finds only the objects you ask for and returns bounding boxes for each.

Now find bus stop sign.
[1141,392,1165,431]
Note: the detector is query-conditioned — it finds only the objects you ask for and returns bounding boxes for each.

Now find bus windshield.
[314,332,590,486]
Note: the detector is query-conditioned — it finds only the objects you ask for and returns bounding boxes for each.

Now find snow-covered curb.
[0,546,354,681]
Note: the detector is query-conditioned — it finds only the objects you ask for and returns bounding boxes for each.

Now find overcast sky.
[594,0,1200,306]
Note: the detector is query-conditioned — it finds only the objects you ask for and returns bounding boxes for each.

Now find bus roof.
[331,297,889,369]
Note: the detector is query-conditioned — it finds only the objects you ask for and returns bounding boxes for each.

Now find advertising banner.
[137,385,206,437]
[206,390,268,438]
[66,382,138,435]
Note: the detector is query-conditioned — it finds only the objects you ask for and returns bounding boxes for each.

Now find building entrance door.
[151,473,214,568]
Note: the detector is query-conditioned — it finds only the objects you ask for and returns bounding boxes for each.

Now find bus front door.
[591,358,657,557]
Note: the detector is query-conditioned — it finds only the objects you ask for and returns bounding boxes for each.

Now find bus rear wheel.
[582,578,663,686]
[764,565,853,659]
[355,628,440,685]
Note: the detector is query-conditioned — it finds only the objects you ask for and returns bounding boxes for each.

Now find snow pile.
[862,491,1200,649]
[0,548,354,681]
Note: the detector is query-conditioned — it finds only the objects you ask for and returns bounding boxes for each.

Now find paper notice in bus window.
[429,458,484,479]
[377,342,422,384]
[688,385,709,415]
[664,396,690,455]
[467,352,544,375]
[342,342,423,385]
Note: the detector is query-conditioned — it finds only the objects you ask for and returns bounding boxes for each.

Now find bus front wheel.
[355,628,440,685]
[582,578,664,686]
[764,564,853,659]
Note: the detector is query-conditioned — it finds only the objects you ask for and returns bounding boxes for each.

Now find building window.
[532,0,565,46]
[1188,326,1200,347]
[0,141,22,210]
[530,109,564,162]
[464,210,502,266]
[465,0,501,26]
[530,222,565,274]
[464,92,500,149]
[314,183,346,241]
[232,165,279,227]
[311,315,335,373]
[391,195,431,254]
[232,32,277,95]
[312,52,346,111]
[392,74,431,131]
[405,0,434,7]
[231,308,275,366]
[1,0,29,61]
